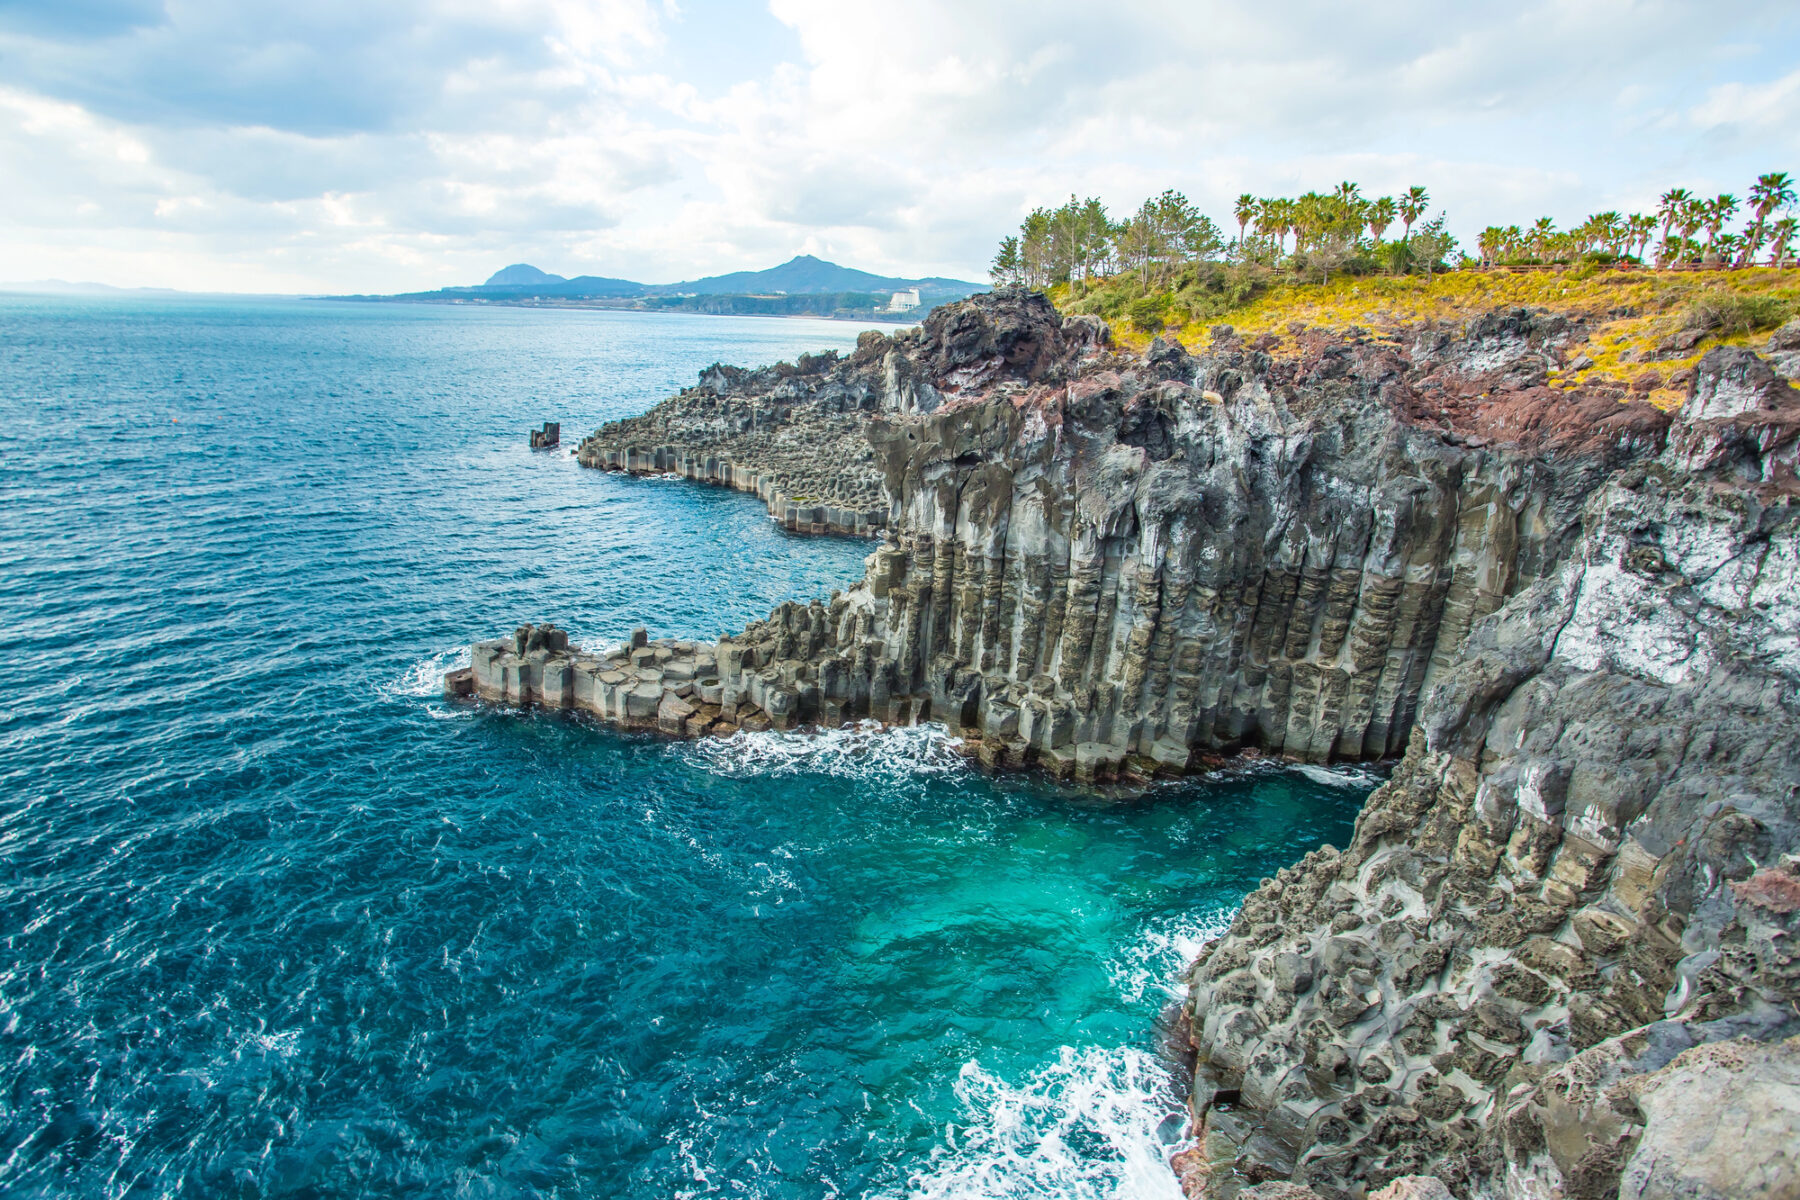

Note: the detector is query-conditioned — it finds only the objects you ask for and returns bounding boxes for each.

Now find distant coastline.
[329,253,987,323]
[4,253,990,322]
[328,291,927,323]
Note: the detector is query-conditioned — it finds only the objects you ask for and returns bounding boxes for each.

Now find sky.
[2,0,1797,293]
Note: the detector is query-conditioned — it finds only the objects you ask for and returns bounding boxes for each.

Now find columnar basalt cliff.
[539,293,1677,782]
[451,293,1800,1196]
[1176,347,1800,1199]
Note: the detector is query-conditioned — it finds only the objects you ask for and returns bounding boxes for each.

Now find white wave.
[1290,762,1385,789]
[1107,908,1236,1006]
[896,1045,1189,1200]
[239,1027,303,1059]
[580,638,631,661]
[678,720,968,782]
[383,645,470,700]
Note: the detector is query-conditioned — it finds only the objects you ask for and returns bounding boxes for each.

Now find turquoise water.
[0,295,1368,1199]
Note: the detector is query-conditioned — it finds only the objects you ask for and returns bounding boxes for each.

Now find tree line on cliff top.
[991,172,1798,297]
[1476,175,1797,270]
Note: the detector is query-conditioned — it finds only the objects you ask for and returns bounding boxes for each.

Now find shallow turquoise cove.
[0,296,1368,1199]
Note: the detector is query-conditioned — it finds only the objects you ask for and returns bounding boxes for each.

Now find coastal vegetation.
[989,184,1459,301]
[991,175,1799,408]
[1475,173,1797,268]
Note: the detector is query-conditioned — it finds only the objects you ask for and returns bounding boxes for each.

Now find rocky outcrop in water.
[574,346,898,534]
[454,290,1800,1195]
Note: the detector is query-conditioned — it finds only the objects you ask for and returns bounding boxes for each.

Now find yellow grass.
[1068,267,1800,412]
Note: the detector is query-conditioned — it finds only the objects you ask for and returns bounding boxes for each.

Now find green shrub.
[1681,294,1793,337]
[1056,259,1273,332]
[1127,295,1167,333]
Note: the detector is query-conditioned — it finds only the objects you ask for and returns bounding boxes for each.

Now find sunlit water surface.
[0,296,1368,1199]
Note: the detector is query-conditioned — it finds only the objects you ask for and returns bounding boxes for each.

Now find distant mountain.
[484,264,565,287]
[467,265,642,298]
[378,255,984,305]
[336,255,986,321]
[1,279,186,297]
[646,255,977,301]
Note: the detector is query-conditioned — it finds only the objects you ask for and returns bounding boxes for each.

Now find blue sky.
[2,0,1797,292]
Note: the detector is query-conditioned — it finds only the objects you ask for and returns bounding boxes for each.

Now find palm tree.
[1769,216,1798,267]
[1329,185,1368,245]
[1294,191,1332,254]
[1569,215,1596,256]
[1367,196,1397,241]
[1234,194,1256,247]
[1258,197,1299,257]
[1591,211,1626,256]
[1254,197,1281,254]
[1740,172,1796,265]
[1656,188,1692,267]
[1627,214,1656,263]
[1476,226,1504,266]
[1529,217,1556,262]
[1676,197,1707,263]
[1702,194,1739,262]
[1398,186,1429,242]
[1714,233,1745,267]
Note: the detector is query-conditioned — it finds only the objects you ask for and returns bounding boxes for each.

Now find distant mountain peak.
[484,264,566,287]
[398,255,985,314]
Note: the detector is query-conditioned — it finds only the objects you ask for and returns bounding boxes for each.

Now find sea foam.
[679,719,969,781]
[896,1045,1190,1200]
[385,644,471,700]
[1107,908,1236,1006]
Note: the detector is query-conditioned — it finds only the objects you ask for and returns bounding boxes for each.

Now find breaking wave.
[895,1046,1190,1200]
[1107,908,1236,1006]
[383,644,470,700]
[1290,762,1387,789]
[678,719,969,781]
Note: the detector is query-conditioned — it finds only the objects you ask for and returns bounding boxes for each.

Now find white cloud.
[1,0,1796,291]
[1688,67,1800,148]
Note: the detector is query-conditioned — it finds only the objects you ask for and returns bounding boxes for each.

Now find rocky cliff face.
[564,292,1671,782]
[458,292,1800,1195]
[1180,346,1800,1198]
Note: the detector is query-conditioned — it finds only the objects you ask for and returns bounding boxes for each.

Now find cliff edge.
[452,290,1800,1196]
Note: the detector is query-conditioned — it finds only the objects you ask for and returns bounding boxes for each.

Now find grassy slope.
[1054,267,1800,411]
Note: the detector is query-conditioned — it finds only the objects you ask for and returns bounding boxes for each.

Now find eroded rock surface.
[452,289,1800,1196]
[1181,355,1800,1197]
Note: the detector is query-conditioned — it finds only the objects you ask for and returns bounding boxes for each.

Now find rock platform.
[577,443,885,536]
[574,343,902,536]
[445,622,786,737]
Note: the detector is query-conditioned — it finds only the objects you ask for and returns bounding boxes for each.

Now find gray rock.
[443,290,1800,1198]
[1368,1179,1453,1200]
[1620,1037,1800,1199]
[1239,1183,1325,1200]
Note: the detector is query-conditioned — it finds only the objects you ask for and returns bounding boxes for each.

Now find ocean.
[0,294,1368,1199]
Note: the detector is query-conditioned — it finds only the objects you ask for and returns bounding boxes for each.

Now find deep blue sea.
[0,295,1367,1200]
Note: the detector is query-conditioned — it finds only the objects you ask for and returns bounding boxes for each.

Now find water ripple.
[0,295,1368,1200]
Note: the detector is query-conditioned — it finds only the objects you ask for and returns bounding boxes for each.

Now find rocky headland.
[447,290,1800,1197]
